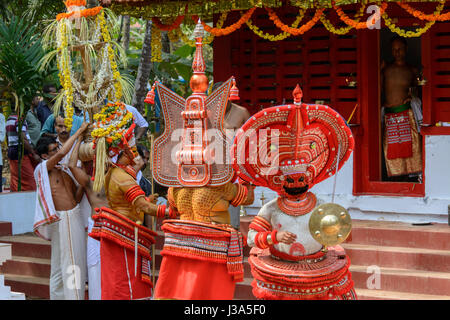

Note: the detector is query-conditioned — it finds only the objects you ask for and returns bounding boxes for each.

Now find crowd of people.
[0,83,151,193]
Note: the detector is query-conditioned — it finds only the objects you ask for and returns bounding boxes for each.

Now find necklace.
[114,163,137,180]
[277,193,317,216]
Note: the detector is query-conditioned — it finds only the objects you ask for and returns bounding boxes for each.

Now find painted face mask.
[232,85,354,195]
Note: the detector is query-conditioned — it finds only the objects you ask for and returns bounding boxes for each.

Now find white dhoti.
[49,204,87,300]
[87,217,101,300]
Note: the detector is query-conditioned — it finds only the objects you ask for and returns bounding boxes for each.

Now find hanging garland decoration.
[397,0,450,22]
[98,10,123,101]
[333,1,388,29]
[151,23,163,62]
[245,8,305,41]
[320,0,368,35]
[172,12,229,46]
[266,7,324,36]
[56,21,74,131]
[383,1,445,37]
[192,7,256,36]
[152,14,185,31]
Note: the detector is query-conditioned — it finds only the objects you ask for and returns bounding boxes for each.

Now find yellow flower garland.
[245,9,305,41]
[382,1,444,37]
[57,22,74,131]
[151,23,162,62]
[98,10,123,100]
[320,0,367,35]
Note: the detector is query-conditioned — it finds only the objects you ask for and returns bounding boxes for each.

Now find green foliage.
[0,15,54,111]
[0,14,58,191]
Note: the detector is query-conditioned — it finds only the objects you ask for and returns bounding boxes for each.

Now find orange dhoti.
[153,220,244,300]
[383,106,422,177]
[89,207,156,300]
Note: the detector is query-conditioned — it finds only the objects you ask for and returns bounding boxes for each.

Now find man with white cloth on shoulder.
[33,122,89,300]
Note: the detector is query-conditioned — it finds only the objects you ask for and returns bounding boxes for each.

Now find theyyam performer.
[148,21,254,300]
[88,102,171,300]
[232,85,357,300]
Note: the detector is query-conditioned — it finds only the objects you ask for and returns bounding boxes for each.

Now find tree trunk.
[122,15,131,52]
[131,20,153,113]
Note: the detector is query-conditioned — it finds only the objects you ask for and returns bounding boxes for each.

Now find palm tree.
[131,20,153,113]
[0,15,56,190]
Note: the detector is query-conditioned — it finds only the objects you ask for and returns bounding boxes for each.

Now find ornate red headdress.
[232,85,354,195]
[151,21,237,188]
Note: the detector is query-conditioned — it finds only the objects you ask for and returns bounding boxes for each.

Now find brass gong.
[309,203,352,247]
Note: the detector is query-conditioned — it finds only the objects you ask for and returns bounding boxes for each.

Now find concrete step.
[355,288,450,300]
[0,235,51,259]
[347,220,450,250]
[0,221,12,237]
[350,264,450,296]
[3,273,49,300]
[342,243,450,273]
[0,256,50,278]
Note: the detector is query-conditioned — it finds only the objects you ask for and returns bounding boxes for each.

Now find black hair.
[390,36,407,47]
[43,83,57,94]
[137,144,149,158]
[35,136,57,157]
[211,81,224,92]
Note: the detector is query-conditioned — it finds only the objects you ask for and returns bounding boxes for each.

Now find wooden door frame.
[353,28,425,197]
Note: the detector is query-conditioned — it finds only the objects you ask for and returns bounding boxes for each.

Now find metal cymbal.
[308,203,352,247]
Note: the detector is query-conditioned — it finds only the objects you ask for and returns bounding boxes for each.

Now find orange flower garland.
[65,0,86,6]
[192,7,256,36]
[333,1,388,29]
[266,7,324,36]
[56,6,102,21]
[152,15,185,31]
[397,1,450,22]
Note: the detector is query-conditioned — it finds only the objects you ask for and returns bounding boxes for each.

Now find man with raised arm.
[33,122,89,300]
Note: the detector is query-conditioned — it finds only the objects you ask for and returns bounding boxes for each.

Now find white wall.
[245,136,450,224]
[0,191,36,235]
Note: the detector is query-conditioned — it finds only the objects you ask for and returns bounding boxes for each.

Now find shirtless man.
[34,122,89,300]
[381,37,422,181]
[68,138,107,300]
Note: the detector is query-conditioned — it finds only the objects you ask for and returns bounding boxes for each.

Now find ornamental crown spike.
[293,84,303,105]
[190,20,208,93]
[229,77,240,101]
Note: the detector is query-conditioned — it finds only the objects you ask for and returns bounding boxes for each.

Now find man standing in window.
[381,36,422,182]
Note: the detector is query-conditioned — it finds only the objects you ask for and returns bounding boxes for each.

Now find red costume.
[150,21,253,300]
[232,85,357,300]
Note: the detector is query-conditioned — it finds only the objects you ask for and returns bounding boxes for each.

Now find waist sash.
[89,206,157,285]
[385,104,413,160]
[161,219,245,282]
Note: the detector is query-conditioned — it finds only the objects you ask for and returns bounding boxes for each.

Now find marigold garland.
[151,24,162,62]
[193,7,256,36]
[267,7,324,36]
[320,0,367,35]
[383,1,444,38]
[245,9,305,41]
[56,6,103,21]
[57,22,74,131]
[98,10,123,100]
[91,101,133,144]
[397,0,450,22]
[333,1,388,29]
[152,15,185,31]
